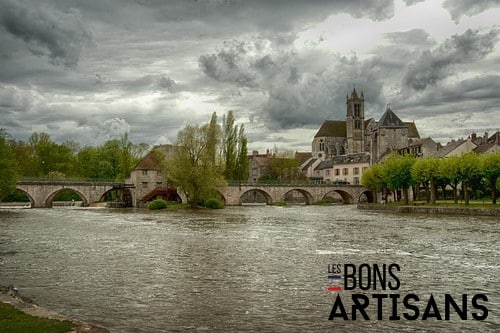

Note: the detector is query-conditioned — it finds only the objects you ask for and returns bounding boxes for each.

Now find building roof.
[314,120,346,138]
[133,144,176,171]
[134,151,162,170]
[378,108,406,128]
[432,139,466,158]
[301,157,319,171]
[295,151,312,164]
[315,159,334,170]
[405,122,420,138]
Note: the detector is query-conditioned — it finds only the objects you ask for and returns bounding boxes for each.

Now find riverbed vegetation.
[362,152,500,205]
[0,302,75,333]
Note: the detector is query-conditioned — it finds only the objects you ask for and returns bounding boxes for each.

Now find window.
[354,104,361,117]
[319,139,325,151]
[354,167,359,175]
[142,170,148,176]
[326,170,330,176]
[335,169,340,176]
[355,120,362,129]
[353,177,360,185]
[343,168,349,175]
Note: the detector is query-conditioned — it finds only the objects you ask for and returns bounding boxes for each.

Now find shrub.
[316,199,331,205]
[148,199,168,210]
[204,198,224,209]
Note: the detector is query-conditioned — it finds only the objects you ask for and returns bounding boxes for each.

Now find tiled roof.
[314,120,346,138]
[432,140,465,158]
[378,108,405,128]
[405,122,420,138]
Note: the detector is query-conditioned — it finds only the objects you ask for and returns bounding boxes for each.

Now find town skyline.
[0,0,499,153]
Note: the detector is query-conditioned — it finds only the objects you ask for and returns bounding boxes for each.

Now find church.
[304,88,421,184]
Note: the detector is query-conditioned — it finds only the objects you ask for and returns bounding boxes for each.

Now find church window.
[355,120,362,129]
[319,140,325,151]
[354,104,361,117]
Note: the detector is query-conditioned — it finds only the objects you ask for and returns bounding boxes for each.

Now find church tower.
[346,87,365,154]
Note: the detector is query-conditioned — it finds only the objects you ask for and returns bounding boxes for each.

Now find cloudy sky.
[1,0,499,152]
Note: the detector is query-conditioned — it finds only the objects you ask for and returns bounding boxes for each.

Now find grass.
[0,302,75,333]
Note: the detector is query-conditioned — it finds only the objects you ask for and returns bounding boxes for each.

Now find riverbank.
[357,203,500,216]
[0,286,109,333]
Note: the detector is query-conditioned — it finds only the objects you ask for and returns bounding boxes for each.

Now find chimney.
[252,150,258,157]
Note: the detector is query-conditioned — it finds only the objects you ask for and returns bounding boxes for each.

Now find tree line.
[361,152,500,205]
[0,129,149,198]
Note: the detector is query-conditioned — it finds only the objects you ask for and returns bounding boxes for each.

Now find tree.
[165,120,226,209]
[361,163,386,201]
[440,156,461,203]
[382,153,415,205]
[480,152,500,204]
[267,149,304,183]
[456,152,480,205]
[412,157,440,204]
[0,130,18,198]
[222,111,238,180]
[235,124,249,183]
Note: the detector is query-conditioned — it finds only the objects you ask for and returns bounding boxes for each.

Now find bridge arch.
[358,190,375,203]
[322,190,354,204]
[12,188,35,207]
[240,189,272,205]
[45,188,89,207]
[283,188,314,205]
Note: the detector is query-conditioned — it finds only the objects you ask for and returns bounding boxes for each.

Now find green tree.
[480,152,500,204]
[222,111,238,180]
[0,130,18,198]
[440,156,461,203]
[28,132,75,178]
[456,152,480,205]
[267,149,304,183]
[412,157,440,204]
[382,153,415,205]
[235,124,249,182]
[361,163,386,201]
[165,120,226,209]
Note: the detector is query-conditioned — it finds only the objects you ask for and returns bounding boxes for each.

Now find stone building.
[125,144,180,207]
[312,88,421,163]
[304,88,422,183]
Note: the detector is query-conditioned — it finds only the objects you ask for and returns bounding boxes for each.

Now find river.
[0,205,499,332]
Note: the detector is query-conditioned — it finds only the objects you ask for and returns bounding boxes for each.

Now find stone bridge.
[16,181,125,208]
[13,181,375,208]
[219,184,375,205]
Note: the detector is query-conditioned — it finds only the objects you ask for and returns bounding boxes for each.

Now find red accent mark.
[327,286,342,291]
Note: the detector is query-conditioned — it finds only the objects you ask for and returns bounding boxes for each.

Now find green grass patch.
[0,302,75,333]
[272,201,288,206]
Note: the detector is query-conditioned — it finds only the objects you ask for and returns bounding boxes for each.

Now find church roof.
[405,122,420,138]
[378,108,405,128]
[314,120,346,138]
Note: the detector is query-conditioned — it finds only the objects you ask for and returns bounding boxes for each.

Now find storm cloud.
[0,0,498,151]
[0,0,93,67]
[403,28,498,91]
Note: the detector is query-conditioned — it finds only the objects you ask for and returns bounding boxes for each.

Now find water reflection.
[0,206,499,332]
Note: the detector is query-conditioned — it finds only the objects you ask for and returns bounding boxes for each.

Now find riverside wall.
[357,203,500,217]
